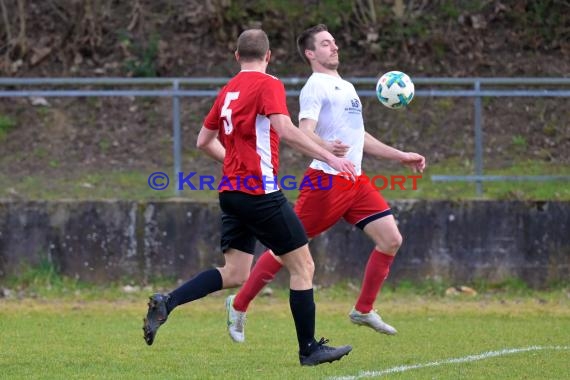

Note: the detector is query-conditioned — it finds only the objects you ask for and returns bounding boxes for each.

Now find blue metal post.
[172,80,181,196]
[474,80,484,196]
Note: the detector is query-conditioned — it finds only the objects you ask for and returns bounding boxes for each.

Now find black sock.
[166,269,223,313]
[289,288,317,355]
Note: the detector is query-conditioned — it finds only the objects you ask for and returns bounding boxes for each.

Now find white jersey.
[299,72,365,176]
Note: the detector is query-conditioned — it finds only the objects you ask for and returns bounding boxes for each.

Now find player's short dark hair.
[296,24,329,65]
[237,29,270,62]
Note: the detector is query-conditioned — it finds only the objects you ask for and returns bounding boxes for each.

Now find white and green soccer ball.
[376,71,415,109]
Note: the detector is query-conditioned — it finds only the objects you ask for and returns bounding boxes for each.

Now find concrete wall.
[0,200,568,288]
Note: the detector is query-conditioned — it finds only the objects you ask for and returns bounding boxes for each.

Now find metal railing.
[1,77,570,196]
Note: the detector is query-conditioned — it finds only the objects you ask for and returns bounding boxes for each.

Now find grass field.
[1,288,569,380]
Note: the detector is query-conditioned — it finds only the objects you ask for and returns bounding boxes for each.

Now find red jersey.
[204,71,289,195]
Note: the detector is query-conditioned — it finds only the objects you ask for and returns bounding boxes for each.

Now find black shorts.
[219,190,308,256]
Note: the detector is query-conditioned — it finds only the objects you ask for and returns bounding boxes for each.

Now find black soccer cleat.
[142,293,170,346]
[299,338,352,366]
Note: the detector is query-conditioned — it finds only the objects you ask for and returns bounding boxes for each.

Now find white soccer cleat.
[349,307,398,335]
[226,295,247,343]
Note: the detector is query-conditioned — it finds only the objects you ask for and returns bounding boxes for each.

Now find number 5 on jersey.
[221,92,240,134]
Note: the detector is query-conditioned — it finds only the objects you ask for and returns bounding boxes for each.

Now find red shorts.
[294,168,391,238]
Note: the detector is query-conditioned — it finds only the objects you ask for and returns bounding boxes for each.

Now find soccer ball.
[376,71,415,109]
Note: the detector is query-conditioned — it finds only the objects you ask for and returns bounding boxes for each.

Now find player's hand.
[328,156,356,180]
[326,139,350,157]
[400,152,426,173]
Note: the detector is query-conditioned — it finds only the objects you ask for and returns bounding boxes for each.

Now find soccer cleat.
[143,293,170,345]
[349,307,397,335]
[226,295,247,343]
[299,338,352,366]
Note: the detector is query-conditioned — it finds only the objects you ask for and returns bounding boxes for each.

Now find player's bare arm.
[270,113,356,178]
[299,118,350,157]
[196,126,226,163]
[363,131,426,173]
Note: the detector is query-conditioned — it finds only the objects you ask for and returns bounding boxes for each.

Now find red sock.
[233,250,283,312]
[355,249,395,313]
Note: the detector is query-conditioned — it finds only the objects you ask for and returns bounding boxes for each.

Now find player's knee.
[220,266,250,288]
[227,275,249,288]
[304,258,315,278]
[234,270,250,286]
[394,233,403,250]
[290,256,315,280]
[378,232,403,254]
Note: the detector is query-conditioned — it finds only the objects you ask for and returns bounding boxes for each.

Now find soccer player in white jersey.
[226,24,426,343]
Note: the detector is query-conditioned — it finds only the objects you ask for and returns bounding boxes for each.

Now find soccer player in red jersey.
[143,28,355,366]
[226,24,426,343]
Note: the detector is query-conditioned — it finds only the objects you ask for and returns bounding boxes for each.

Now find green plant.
[33,147,48,158]
[482,96,493,107]
[99,138,111,153]
[512,134,527,149]
[8,257,64,290]
[471,277,532,295]
[121,33,160,77]
[440,1,460,19]
[506,0,568,48]
[436,98,454,111]
[388,278,452,296]
[0,114,16,139]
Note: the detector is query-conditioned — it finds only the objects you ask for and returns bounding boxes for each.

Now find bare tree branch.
[128,0,142,32]
[16,0,27,56]
[0,0,12,46]
[46,0,70,24]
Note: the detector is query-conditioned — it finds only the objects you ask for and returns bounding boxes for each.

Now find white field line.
[328,345,570,380]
